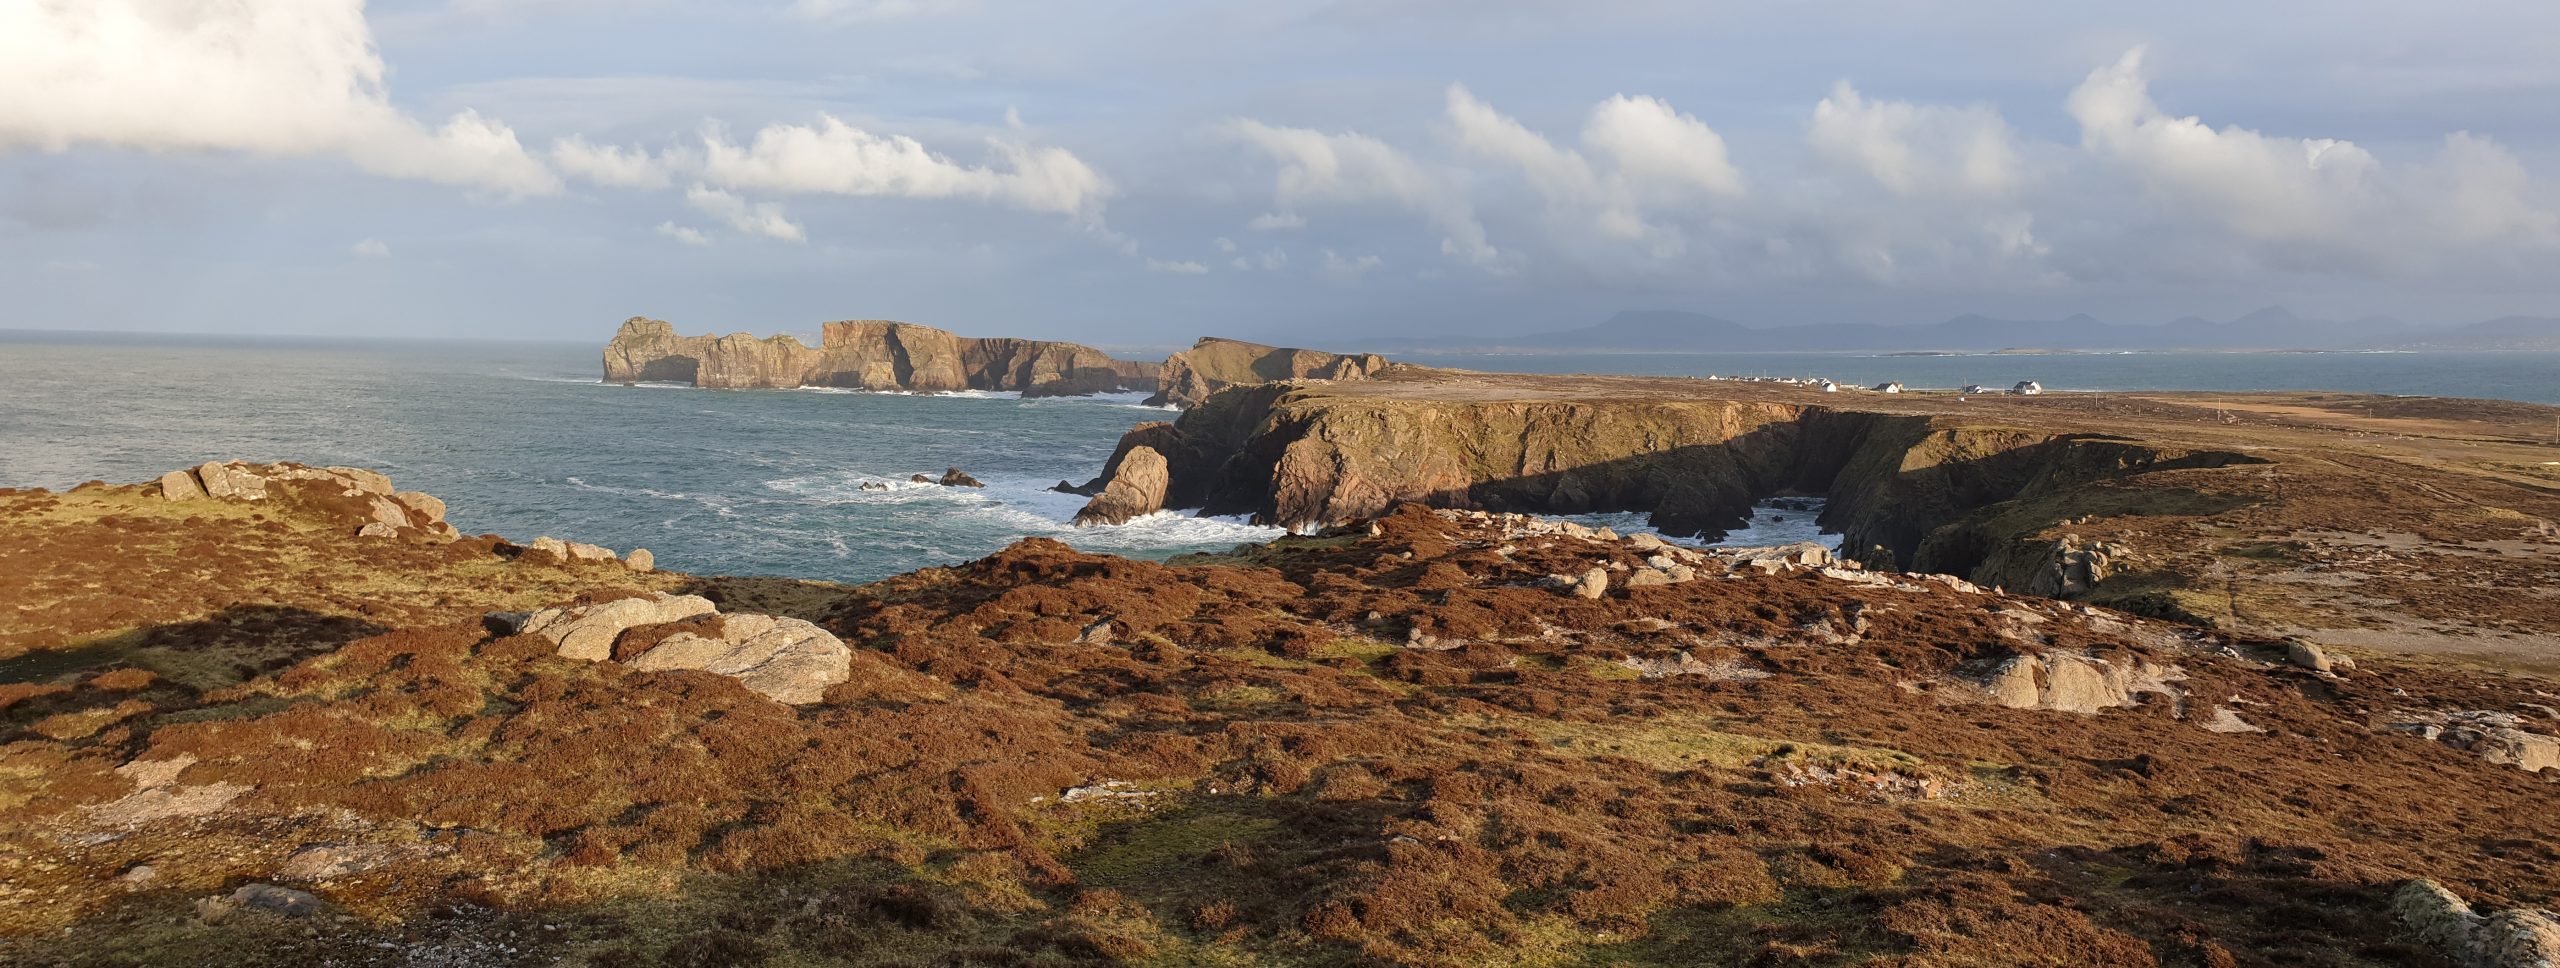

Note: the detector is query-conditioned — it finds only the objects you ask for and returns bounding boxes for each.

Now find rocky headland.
[602,317,1155,397]
[9,371,2560,967]
[1144,337,1390,408]
[1073,367,2560,671]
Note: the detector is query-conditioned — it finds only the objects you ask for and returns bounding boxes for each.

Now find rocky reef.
[6,467,2560,967]
[1145,336,1389,408]
[602,317,1154,396]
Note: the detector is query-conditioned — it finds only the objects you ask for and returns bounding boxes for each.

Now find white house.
[2012,381,2043,395]
[1872,381,1904,393]
[1961,384,1988,394]
[1817,380,1839,392]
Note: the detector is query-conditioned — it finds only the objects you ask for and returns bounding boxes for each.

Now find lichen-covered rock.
[624,612,851,704]
[157,470,206,501]
[626,548,655,573]
[517,594,719,661]
[1960,651,2185,714]
[194,461,268,501]
[2395,879,2560,968]
[1075,446,1170,527]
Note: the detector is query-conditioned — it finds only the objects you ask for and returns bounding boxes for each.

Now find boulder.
[1962,651,2185,715]
[392,490,446,525]
[194,461,268,501]
[365,496,411,530]
[518,594,719,661]
[356,522,398,539]
[528,536,569,560]
[626,549,655,573]
[1075,446,1170,527]
[938,467,985,488]
[1571,568,1608,599]
[323,467,395,496]
[566,542,620,563]
[2285,639,2336,674]
[624,613,851,704]
[200,884,326,922]
[910,474,935,484]
[2395,879,2560,968]
[157,470,206,501]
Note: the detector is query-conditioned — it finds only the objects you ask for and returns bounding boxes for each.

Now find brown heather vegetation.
[1,472,2557,966]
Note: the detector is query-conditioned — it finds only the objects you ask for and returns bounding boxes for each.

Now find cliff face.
[1071,374,2366,625]
[1145,337,1389,408]
[602,316,1155,396]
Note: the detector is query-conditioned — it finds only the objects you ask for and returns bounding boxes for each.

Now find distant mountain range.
[1348,307,2560,354]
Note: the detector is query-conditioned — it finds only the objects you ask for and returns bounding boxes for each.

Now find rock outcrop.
[505,594,850,704]
[157,462,460,539]
[1145,337,1388,408]
[2395,879,2560,968]
[602,317,1153,397]
[1073,446,1169,526]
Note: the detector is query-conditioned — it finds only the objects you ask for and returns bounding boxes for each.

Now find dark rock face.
[1144,337,1389,408]
[602,317,1155,396]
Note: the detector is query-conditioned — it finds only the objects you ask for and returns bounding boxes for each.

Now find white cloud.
[2066,45,2557,262]
[699,116,1111,220]
[655,221,711,246]
[1442,85,1743,252]
[685,185,805,242]
[552,136,671,189]
[0,0,557,197]
[351,238,390,258]
[1247,212,1305,231]
[1226,119,1498,266]
[1213,236,1238,253]
[1320,248,1382,279]
[1145,259,1208,274]
[1809,81,2020,198]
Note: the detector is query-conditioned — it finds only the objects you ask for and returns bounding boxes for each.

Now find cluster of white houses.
[1697,375,2046,396]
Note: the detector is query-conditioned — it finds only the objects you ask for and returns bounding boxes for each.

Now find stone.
[528,536,569,560]
[911,474,935,484]
[357,522,398,539]
[2395,879,2560,968]
[157,470,206,501]
[1625,569,1675,588]
[2286,639,2335,674]
[324,466,395,496]
[1572,567,1608,599]
[2200,706,2264,733]
[365,496,411,530]
[938,467,985,487]
[1075,446,1171,527]
[1628,532,1667,551]
[566,542,619,562]
[1962,651,2185,715]
[392,490,446,524]
[2474,728,2560,773]
[623,612,851,704]
[519,594,719,661]
[194,461,268,501]
[625,549,655,573]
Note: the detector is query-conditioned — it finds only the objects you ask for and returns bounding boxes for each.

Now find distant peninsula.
[603,318,1388,407]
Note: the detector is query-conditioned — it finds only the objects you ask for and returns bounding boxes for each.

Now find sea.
[4,332,2553,584]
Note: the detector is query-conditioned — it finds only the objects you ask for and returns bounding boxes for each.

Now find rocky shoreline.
[4,449,2559,966]
[8,365,2560,966]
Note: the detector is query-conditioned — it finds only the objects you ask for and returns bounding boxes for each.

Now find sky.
[4,0,2558,347]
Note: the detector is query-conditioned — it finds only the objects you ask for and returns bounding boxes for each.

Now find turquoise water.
[3,333,2552,582]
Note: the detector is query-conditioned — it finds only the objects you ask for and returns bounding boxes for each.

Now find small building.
[2012,380,2043,395]
[1817,380,1839,393]
[1872,381,1904,393]
[1961,384,1988,394]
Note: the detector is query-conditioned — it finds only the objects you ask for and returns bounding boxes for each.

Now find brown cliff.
[1144,336,1389,408]
[601,317,1154,396]
[1074,369,2560,659]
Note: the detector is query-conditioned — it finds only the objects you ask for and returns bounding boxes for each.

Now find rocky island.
[603,318,1389,406]
[6,377,2560,967]
[601,317,1156,397]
